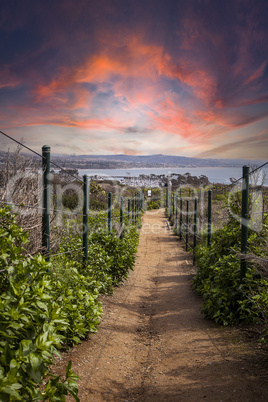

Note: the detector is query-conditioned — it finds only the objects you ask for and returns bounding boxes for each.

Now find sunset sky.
[0,0,268,159]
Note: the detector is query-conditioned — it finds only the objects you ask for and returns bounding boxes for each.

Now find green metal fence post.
[165,187,167,208]
[120,196,123,240]
[133,196,136,225]
[186,200,189,251]
[135,195,138,223]
[132,197,135,224]
[83,175,89,263]
[42,145,51,261]
[166,187,169,212]
[170,191,172,215]
[136,194,138,220]
[175,193,178,233]
[108,192,112,232]
[241,165,250,280]
[207,190,212,247]
[193,197,197,265]
[128,198,131,226]
[179,197,183,241]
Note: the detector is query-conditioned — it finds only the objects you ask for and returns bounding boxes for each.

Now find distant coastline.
[77,166,251,185]
[34,153,266,170]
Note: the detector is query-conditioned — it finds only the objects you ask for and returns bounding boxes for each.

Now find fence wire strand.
[0,130,84,184]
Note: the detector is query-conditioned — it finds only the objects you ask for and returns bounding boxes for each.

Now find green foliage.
[90,226,139,285]
[62,189,79,210]
[213,193,227,202]
[0,206,140,400]
[89,181,107,210]
[192,217,268,326]
[0,207,81,400]
[147,200,161,210]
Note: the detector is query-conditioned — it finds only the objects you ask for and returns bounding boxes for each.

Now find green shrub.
[192,216,268,326]
[90,226,139,285]
[0,206,140,399]
[147,200,161,210]
[0,206,80,400]
[62,189,79,210]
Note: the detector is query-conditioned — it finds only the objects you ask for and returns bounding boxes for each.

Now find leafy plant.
[0,206,80,400]
[0,206,140,399]
[147,200,161,210]
[192,216,268,326]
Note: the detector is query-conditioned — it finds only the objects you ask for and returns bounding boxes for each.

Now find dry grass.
[0,146,65,255]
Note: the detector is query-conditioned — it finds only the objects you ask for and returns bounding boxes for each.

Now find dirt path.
[54,209,268,401]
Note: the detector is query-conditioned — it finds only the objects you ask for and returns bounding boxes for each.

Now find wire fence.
[1,131,267,278]
[0,131,144,264]
[166,163,268,277]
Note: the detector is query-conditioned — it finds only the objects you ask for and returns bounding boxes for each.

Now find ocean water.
[77,166,262,184]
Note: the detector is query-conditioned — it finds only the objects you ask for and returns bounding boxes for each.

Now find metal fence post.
[179,197,183,241]
[42,145,51,261]
[132,197,135,224]
[83,175,89,263]
[128,198,131,226]
[175,193,178,233]
[166,187,169,211]
[135,196,138,224]
[241,165,250,280]
[193,197,197,265]
[120,196,123,240]
[186,200,189,251]
[108,192,112,232]
[170,191,172,215]
[207,190,212,247]
[133,196,135,225]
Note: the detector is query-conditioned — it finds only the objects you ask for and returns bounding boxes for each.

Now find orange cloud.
[35,33,217,109]
[29,32,267,152]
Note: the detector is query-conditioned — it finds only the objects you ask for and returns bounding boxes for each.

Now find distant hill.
[72,154,264,168]
[1,150,264,170]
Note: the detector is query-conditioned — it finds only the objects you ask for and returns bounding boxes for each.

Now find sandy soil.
[53,209,268,401]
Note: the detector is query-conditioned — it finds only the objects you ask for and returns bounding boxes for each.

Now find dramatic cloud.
[0,0,267,159]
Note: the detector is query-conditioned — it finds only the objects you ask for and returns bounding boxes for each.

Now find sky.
[0,0,268,160]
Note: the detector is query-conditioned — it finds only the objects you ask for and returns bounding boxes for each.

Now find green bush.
[192,217,268,326]
[90,226,139,285]
[147,200,161,210]
[0,206,140,400]
[62,189,79,210]
[0,207,80,400]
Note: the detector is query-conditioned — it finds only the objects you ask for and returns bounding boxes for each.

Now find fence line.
[0,134,143,263]
[2,131,267,277]
[166,163,268,280]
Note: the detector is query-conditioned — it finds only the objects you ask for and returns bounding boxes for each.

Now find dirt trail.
[55,209,268,401]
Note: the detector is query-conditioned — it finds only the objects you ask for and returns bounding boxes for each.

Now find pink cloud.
[0,67,21,89]
[5,27,264,157]
[244,60,267,85]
